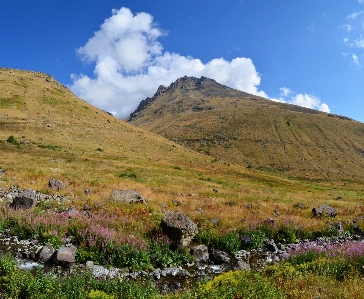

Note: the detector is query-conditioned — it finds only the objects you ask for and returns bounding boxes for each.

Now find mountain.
[127,76,364,182]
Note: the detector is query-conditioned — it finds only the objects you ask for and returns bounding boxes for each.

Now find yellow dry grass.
[0,68,364,235]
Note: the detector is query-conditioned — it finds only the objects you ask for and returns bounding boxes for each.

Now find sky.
[1,0,364,122]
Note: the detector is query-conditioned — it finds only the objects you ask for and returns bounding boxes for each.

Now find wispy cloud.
[352,53,360,65]
[279,87,291,97]
[346,11,364,20]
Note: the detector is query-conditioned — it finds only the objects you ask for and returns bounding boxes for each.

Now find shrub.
[6,135,19,145]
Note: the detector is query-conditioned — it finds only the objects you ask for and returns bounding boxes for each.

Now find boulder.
[160,210,198,247]
[53,246,76,268]
[209,248,230,264]
[191,245,209,263]
[10,188,36,209]
[111,190,146,205]
[233,260,250,271]
[48,179,65,190]
[35,243,55,263]
[312,204,337,218]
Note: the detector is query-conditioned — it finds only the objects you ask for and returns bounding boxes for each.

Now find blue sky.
[1,0,364,122]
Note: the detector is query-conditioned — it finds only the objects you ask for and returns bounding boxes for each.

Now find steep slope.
[127,76,364,182]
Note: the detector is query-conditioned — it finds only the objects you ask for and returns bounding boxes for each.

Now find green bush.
[6,135,19,145]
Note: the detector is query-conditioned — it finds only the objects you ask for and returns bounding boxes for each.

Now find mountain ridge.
[127,75,364,182]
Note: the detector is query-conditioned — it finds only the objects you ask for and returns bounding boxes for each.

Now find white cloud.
[279,87,291,97]
[342,24,354,32]
[346,11,364,20]
[343,38,349,43]
[353,35,364,48]
[70,7,328,118]
[290,94,330,113]
[352,53,360,65]
[359,0,364,4]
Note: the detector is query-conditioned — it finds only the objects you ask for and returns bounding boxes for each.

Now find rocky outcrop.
[111,190,147,204]
[312,204,337,218]
[160,210,198,247]
[10,188,36,209]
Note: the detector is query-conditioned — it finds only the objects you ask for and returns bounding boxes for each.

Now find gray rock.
[48,179,65,190]
[53,246,76,268]
[161,210,198,247]
[263,238,278,253]
[332,221,345,234]
[10,188,36,209]
[209,248,230,264]
[35,243,55,263]
[111,190,146,204]
[191,244,209,263]
[233,260,250,271]
[293,202,306,209]
[312,204,337,218]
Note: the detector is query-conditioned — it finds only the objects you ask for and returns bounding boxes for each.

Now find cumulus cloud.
[70,7,328,118]
[290,94,330,113]
[271,89,330,113]
[353,35,364,48]
[70,7,267,118]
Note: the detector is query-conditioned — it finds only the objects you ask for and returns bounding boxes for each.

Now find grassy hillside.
[1,69,364,297]
[127,76,364,182]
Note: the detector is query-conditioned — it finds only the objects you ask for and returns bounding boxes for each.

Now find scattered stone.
[48,179,65,190]
[233,260,250,271]
[264,218,275,225]
[209,248,230,264]
[331,221,345,235]
[161,210,198,247]
[111,190,147,205]
[191,245,209,263]
[334,196,342,201]
[273,210,280,216]
[262,238,278,253]
[63,207,80,218]
[293,202,306,209]
[84,189,91,195]
[246,203,253,209]
[213,188,219,193]
[172,199,181,206]
[241,235,252,248]
[35,243,55,263]
[83,204,91,211]
[53,246,76,268]
[10,188,36,209]
[312,204,337,218]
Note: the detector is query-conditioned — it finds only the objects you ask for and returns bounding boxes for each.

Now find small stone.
[210,248,230,264]
[48,179,65,190]
[111,190,147,205]
[191,245,209,263]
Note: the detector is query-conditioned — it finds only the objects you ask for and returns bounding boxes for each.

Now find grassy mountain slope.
[127,76,364,182]
[1,68,364,248]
